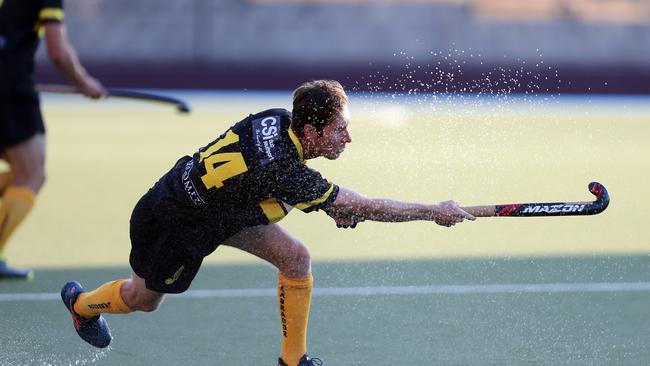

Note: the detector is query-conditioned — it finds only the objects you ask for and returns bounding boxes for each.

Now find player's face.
[318,105,352,160]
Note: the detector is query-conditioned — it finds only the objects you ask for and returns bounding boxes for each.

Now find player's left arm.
[324,186,475,227]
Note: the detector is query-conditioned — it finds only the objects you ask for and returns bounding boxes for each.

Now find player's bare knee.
[283,243,311,278]
[121,280,163,312]
[136,298,162,313]
[7,159,45,192]
[295,244,311,272]
[129,293,163,312]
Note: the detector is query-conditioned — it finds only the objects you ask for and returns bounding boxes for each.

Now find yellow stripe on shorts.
[260,199,287,224]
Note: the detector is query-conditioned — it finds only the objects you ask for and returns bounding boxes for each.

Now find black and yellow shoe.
[0,259,33,280]
[278,354,323,366]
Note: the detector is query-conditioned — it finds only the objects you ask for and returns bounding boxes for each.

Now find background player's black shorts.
[129,192,206,294]
[0,89,45,150]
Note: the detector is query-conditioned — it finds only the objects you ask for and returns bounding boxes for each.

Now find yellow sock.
[279,272,313,366]
[0,186,35,255]
[74,279,132,318]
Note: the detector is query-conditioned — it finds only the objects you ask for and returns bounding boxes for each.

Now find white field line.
[2,282,650,302]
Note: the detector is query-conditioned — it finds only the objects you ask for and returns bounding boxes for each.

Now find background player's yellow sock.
[278,272,313,366]
[74,279,132,318]
[0,186,35,255]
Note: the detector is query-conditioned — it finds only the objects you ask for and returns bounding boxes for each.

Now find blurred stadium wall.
[36,0,650,93]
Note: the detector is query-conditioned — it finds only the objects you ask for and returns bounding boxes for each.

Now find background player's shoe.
[0,259,33,280]
[61,281,112,348]
[278,355,323,366]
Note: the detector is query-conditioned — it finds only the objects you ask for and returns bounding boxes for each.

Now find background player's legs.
[0,170,13,195]
[223,225,313,366]
[2,133,46,192]
[0,134,45,278]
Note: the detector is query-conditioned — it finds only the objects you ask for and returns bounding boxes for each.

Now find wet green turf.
[1,256,649,365]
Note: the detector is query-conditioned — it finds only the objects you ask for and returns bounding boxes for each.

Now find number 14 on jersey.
[198,130,248,189]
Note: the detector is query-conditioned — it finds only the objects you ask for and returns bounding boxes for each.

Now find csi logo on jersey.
[252,116,282,164]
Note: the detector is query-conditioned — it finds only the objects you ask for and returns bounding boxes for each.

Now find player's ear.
[303,124,318,139]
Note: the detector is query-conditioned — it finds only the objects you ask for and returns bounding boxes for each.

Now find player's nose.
[344,129,352,143]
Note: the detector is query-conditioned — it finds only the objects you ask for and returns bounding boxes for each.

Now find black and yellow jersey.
[0,0,64,93]
[146,108,338,252]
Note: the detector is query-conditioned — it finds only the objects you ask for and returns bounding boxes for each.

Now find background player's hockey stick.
[36,84,191,113]
[462,182,609,217]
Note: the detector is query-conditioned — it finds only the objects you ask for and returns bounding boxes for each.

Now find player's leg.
[71,271,164,317]
[223,225,316,366]
[61,271,168,349]
[2,133,46,192]
[0,133,45,279]
[0,169,12,195]
[0,88,46,279]
[120,272,166,312]
[61,192,178,348]
[0,154,13,205]
[224,224,311,277]
[62,270,171,349]
[0,167,24,278]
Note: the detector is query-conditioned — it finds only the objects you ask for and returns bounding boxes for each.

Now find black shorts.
[129,192,207,294]
[0,90,45,150]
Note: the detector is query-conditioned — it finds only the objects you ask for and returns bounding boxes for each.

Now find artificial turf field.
[1,92,649,365]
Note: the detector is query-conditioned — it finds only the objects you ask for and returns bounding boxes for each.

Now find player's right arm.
[325,186,475,227]
[43,22,106,99]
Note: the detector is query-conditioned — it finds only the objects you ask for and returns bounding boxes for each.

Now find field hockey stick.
[461,182,609,217]
[36,84,191,113]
